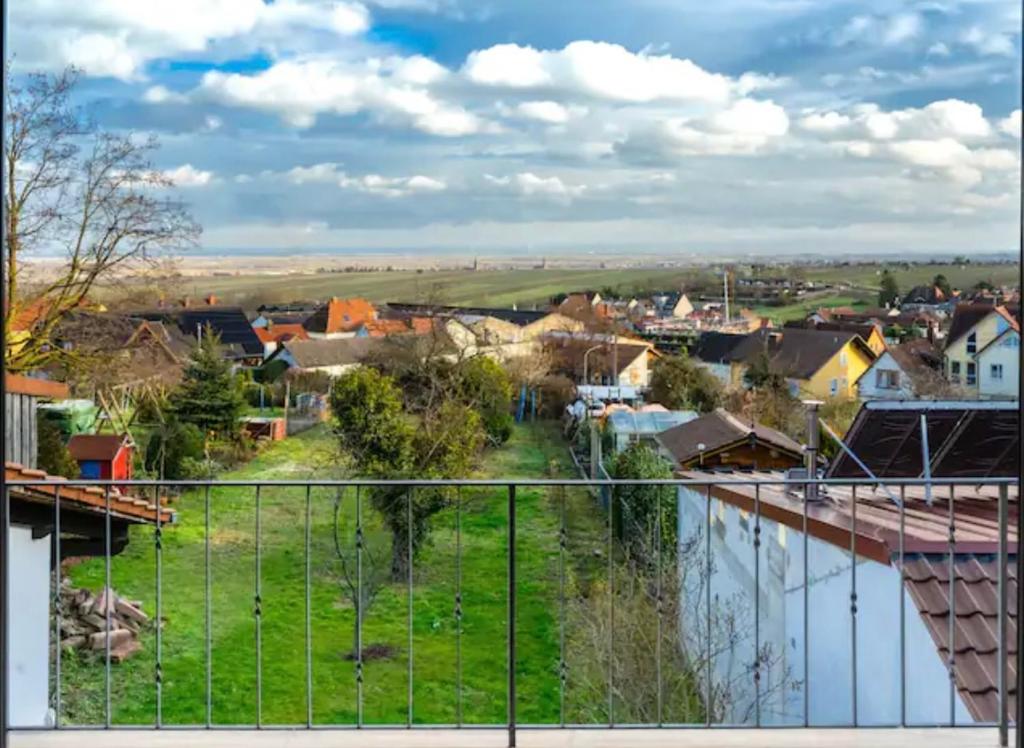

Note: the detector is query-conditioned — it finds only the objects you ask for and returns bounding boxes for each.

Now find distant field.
[752,294,872,324]
[177,261,1018,310]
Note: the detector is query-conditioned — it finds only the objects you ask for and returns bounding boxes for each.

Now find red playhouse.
[67,434,134,481]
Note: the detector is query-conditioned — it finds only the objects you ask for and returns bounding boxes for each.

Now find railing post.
[998,483,1008,747]
[0,487,7,743]
[507,484,516,748]
[53,487,62,729]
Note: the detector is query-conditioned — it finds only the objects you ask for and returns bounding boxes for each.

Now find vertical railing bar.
[948,483,955,727]
[355,486,363,729]
[507,484,517,748]
[607,485,614,728]
[155,485,163,729]
[559,484,567,729]
[255,485,262,729]
[304,485,313,728]
[802,476,809,728]
[204,485,212,728]
[997,483,1008,747]
[407,487,414,729]
[850,485,858,728]
[753,483,761,729]
[455,486,463,729]
[705,483,712,727]
[104,485,112,729]
[899,484,906,728]
[54,486,62,729]
[1,488,8,739]
[655,484,663,728]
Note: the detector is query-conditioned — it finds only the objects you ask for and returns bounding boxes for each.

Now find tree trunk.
[390,528,410,583]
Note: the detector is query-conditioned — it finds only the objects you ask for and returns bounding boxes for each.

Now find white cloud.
[708,98,789,137]
[800,99,993,142]
[195,57,483,135]
[960,26,1015,57]
[485,172,587,200]
[998,110,1021,138]
[143,85,189,104]
[882,13,922,46]
[833,13,922,48]
[284,162,446,196]
[799,111,852,134]
[512,101,578,124]
[10,0,371,80]
[463,41,733,103]
[927,42,950,57]
[163,164,214,187]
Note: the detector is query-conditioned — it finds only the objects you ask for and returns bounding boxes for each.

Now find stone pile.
[56,581,150,662]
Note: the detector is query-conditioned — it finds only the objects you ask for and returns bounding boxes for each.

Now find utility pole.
[723,270,731,323]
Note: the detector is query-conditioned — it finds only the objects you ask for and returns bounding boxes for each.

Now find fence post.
[507,484,516,748]
[998,483,1008,747]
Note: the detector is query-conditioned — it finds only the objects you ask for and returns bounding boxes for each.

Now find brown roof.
[902,555,1016,722]
[727,327,875,380]
[6,462,172,525]
[282,337,379,369]
[946,303,1021,349]
[5,374,69,399]
[657,408,804,467]
[67,434,130,462]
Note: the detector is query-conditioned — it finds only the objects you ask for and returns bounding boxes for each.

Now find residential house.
[251,303,318,328]
[656,409,804,470]
[676,400,1018,726]
[253,323,309,357]
[901,285,956,316]
[303,298,377,340]
[67,434,134,481]
[543,334,658,388]
[975,326,1020,399]
[725,328,877,400]
[943,303,1020,395]
[270,338,379,378]
[857,350,916,400]
[691,331,748,385]
[134,306,264,364]
[787,320,887,356]
[5,375,172,727]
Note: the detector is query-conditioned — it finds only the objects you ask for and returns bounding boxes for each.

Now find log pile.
[57,581,150,662]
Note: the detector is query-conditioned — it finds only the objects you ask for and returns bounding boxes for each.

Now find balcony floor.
[8,728,1013,748]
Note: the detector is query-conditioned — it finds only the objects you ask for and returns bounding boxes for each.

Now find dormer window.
[966,332,977,354]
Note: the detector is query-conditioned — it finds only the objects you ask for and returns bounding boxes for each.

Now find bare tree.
[4,65,200,372]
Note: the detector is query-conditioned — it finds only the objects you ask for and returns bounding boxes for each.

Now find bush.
[650,353,723,413]
[456,357,514,446]
[145,420,206,480]
[36,417,79,478]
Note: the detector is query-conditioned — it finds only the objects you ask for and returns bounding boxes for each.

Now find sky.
[7,0,1023,256]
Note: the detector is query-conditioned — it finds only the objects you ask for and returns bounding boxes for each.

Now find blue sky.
[9,0,1023,255]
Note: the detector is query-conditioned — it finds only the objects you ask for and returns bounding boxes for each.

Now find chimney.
[803,400,823,501]
[205,294,218,306]
[180,296,192,308]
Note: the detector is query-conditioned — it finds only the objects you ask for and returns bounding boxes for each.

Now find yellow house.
[727,328,877,400]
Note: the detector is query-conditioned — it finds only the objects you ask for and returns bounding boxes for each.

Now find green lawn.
[58,421,613,727]
[751,294,871,324]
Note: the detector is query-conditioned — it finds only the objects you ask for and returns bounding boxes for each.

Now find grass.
[751,294,871,324]
[804,261,1020,291]
[58,421,611,727]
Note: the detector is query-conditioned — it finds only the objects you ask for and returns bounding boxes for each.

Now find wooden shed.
[67,434,134,481]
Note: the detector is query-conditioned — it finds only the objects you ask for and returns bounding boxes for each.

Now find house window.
[966,332,977,354]
[1004,336,1020,349]
[950,360,961,383]
[966,362,977,386]
[876,369,900,389]
[991,364,1003,381]
[829,378,838,396]
[840,350,848,366]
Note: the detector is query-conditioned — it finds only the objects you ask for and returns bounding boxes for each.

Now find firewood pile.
[57,581,150,662]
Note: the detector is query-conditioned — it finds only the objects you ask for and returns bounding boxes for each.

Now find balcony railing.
[2,477,1017,747]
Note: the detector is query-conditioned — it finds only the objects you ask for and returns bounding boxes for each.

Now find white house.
[271,337,378,378]
[975,327,1020,399]
[943,303,1019,394]
[856,350,915,400]
[676,478,1012,726]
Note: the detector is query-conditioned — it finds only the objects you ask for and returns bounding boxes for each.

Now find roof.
[6,462,173,525]
[975,326,1021,359]
[789,320,882,343]
[681,469,1018,723]
[606,409,698,436]
[304,298,377,335]
[888,339,942,373]
[386,302,550,327]
[67,434,130,461]
[903,285,948,305]
[727,327,875,380]
[255,323,310,345]
[827,401,1019,479]
[657,408,804,466]
[282,338,378,369]
[946,303,1021,349]
[903,555,1017,722]
[134,306,264,357]
[5,374,69,399]
[692,331,747,364]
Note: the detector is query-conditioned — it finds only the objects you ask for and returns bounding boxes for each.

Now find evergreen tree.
[36,417,79,478]
[878,269,900,307]
[169,328,244,438]
[933,273,952,298]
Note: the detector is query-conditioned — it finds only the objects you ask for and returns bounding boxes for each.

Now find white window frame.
[966,332,977,355]
[966,361,977,386]
[991,363,1003,381]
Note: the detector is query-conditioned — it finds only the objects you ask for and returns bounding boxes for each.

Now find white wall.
[695,361,732,387]
[8,525,52,727]
[977,332,1019,399]
[677,488,973,726]
[858,352,915,400]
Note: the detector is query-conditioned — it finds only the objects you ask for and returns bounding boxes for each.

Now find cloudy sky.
[9,0,1022,256]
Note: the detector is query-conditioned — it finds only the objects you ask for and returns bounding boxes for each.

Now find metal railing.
[2,476,1017,747]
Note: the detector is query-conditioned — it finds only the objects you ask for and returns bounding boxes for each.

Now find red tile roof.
[304,298,377,334]
[6,462,172,525]
[903,555,1016,722]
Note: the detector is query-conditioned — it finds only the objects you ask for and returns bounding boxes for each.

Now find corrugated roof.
[902,555,1016,723]
[6,462,172,525]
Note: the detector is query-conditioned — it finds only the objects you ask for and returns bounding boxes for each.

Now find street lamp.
[581,343,604,386]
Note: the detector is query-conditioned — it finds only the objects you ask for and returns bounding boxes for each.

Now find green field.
[58,422,669,727]
[182,261,1018,311]
[751,295,872,324]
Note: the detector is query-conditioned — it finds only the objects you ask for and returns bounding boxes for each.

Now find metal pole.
[204,485,212,728]
[254,486,262,729]
[753,483,761,728]
[1,486,7,745]
[607,484,614,727]
[507,485,517,748]
[947,484,955,727]
[559,485,567,728]
[355,486,364,729]
[705,483,712,726]
[155,486,163,728]
[104,486,112,729]
[802,400,820,727]
[655,487,663,728]
[53,488,62,728]
[850,485,858,727]
[305,485,313,728]
[455,488,463,728]
[407,488,414,728]
[997,483,1008,747]
[899,484,906,727]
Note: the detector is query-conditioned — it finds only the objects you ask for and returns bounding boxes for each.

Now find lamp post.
[582,343,604,386]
